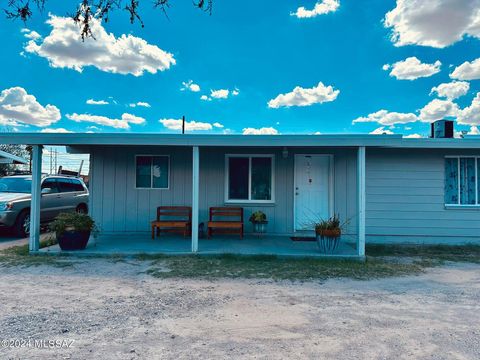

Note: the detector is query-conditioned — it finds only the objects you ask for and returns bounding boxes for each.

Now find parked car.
[0,175,89,238]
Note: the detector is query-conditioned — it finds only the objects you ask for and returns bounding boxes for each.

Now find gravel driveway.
[0,259,479,359]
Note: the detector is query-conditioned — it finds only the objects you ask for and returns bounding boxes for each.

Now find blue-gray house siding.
[366,148,480,244]
[88,145,480,245]
[89,146,359,237]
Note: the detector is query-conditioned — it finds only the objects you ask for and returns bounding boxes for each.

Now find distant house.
[2,130,480,257]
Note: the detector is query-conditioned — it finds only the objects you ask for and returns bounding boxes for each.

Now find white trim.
[458,157,461,205]
[134,154,170,190]
[293,154,334,232]
[29,145,42,252]
[444,155,480,206]
[191,147,200,253]
[476,157,478,206]
[357,146,366,257]
[224,154,275,204]
[445,204,480,209]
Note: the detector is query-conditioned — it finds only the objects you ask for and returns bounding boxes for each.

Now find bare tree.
[0,127,31,177]
[4,0,213,40]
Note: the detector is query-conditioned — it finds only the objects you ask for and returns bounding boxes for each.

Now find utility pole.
[182,115,185,134]
[49,147,53,174]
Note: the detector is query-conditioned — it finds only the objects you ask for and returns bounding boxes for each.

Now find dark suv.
[0,175,89,237]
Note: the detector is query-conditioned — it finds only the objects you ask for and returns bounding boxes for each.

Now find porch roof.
[3,133,480,149]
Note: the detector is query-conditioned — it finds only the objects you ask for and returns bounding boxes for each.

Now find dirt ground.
[0,259,479,360]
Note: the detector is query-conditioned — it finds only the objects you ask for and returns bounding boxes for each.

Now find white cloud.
[86,99,109,105]
[22,29,41,40]
[40,128,72,133]
[458,93,480,125]
[129,101,151,108]
[384,57,441,80]
[419,99,459,122]
[159,118,223,131]
[430,81,470,100]
[384,0,480,48]
[66,112,145,129]
[0,87,61,127]
[353,109,418,126]
[268,82,339,108]
[210,89,230,99]
[242,127,279,135]
[25,15,175,76]
[369,127,394,135]
[181,80,201,92]
[291,0,340,18]
[467,125,480,135]
[200,88,239,101]
[403,133,422,138]
[450,58,480,80]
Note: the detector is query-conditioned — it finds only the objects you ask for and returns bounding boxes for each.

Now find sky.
[0,0,480,138]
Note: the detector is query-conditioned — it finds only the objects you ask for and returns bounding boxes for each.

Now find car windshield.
[0,177,32,193]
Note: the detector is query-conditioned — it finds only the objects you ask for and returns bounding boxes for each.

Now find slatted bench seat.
[207,207,244,239]
[151,206,192,239]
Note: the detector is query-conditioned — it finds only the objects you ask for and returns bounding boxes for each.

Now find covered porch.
[17,134,372,259]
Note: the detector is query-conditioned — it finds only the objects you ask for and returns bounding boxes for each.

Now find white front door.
[294,154,332,231]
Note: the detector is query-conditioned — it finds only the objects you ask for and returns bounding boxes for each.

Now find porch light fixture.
[282,147,289,159]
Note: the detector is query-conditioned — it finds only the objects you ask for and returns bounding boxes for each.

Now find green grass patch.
[0,239,73,268]
[143,244,480,281]
[366,244,480,264]
[143,254,430,281]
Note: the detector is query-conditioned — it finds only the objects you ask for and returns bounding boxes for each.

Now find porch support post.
[191,146,200,253]
[29,145,42,252]
[357,146,366,256]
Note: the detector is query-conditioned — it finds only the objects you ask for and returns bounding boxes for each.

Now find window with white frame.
[225,155,274,202]
[136,155,169,189]
[445,156,479,205]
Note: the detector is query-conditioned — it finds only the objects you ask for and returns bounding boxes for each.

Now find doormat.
[290,236,316,242]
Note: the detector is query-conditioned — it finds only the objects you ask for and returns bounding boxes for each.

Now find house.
[2,132,480,258]
[0,149,28,165]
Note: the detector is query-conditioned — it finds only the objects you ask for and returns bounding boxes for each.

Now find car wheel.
[76,204,88,214]
[14,210,30,238]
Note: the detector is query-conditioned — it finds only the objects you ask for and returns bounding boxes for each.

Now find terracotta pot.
[316,228,341,238]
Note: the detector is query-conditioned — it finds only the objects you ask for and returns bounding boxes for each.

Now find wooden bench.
[207,207,244,239]
[151,206,192,239]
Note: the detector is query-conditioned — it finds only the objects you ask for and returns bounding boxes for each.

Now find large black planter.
[57,230,91,251]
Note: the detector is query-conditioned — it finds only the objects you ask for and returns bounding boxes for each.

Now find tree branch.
[3,0,213,39]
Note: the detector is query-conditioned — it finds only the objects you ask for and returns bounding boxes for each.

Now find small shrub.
[49,212,98,237]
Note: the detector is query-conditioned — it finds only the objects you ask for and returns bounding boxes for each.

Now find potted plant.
[249,210,268,233]
[314,214,342,254]
[49,212,98,251]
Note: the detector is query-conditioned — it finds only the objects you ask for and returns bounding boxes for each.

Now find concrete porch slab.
[39,233,361,259]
